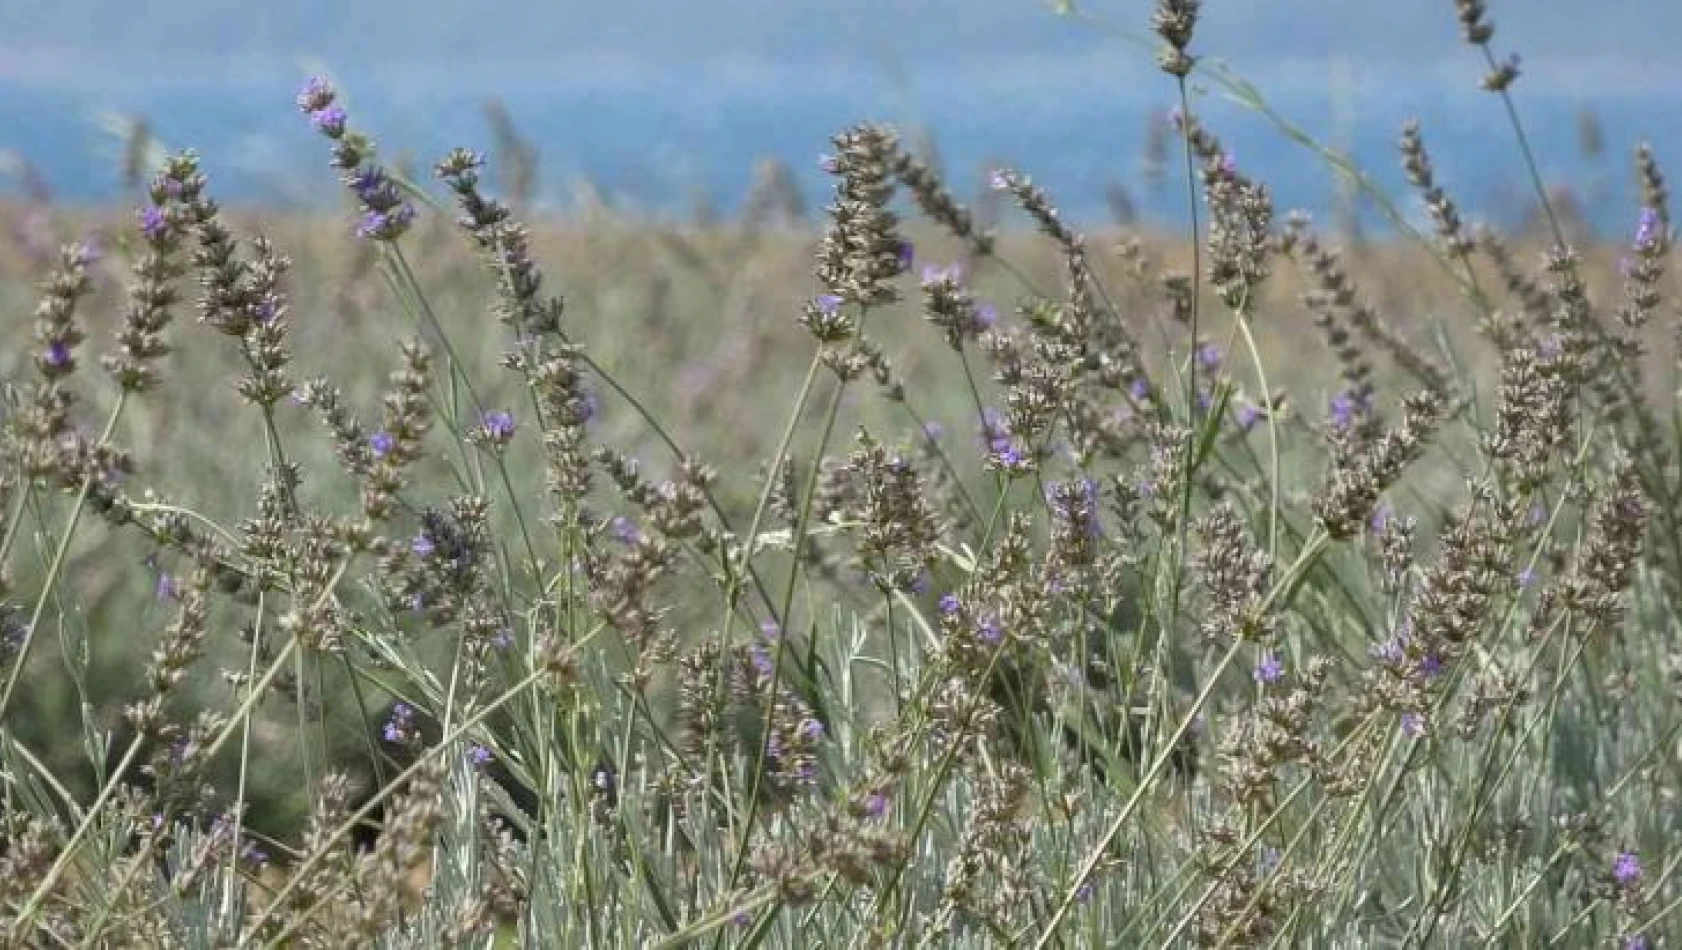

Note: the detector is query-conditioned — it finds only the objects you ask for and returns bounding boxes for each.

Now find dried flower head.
[1152,0,1201,75]
[813,124,904,313]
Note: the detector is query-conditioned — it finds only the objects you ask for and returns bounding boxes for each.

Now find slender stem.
[1229,299,1280,558]
[0,394,128,722]
[726,349,853,890]
[0,481,31,569]
[0,736,79,819]
[223,590,270,920]
[708,347,826,840]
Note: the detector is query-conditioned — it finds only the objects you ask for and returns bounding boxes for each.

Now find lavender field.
[0,1,1679,946]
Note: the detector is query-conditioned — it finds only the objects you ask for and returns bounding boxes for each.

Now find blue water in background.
[2,73,1677,239]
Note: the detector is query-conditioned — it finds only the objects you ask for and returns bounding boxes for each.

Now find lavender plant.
[0,2,1679,947]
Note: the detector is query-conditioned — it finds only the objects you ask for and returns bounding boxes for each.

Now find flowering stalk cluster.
[361,339,435,522]
[104,154,199,392]
[435,148,561,336]
[812,124,904,314]
[296,77,416,241]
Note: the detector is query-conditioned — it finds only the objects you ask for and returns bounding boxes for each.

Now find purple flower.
[1330,388,1371,429]
[1622,935,1648,950]
[922,420,944,443]
[68,240,99,266]
[44,340,71,368]
[1516,567,1535,589]
[921,262,961,287]
[354,205,416,241]
[1370,503,1393,534]
[310,106,347,137]
[1401,712,1426,738]
[1417,654,1443,680]
[348,167,390,203]
[468,744,493,767]
[610,516,641,545]
[802,718,825,740]
[1528,502,1548,528]
[979,409,1026,467]
[241,842,270,867]
[1075,880,1095,905]
[411,534,436,558]
[938,593,961,616]
[369,430,394,457]
[1634,207,1663,250]
[904,572,931,595]
[383,702,415,744]
[1129,377,1151,401]
[863,790,889,818]
[977,617,1003,644]
[1613,850,1643,886]
[295,76,336,114]
[1234,402,1261,431]
[974,301,998,331]
[155,574,179,601]
[491,627,515,650]
[732,910,754,928]
[355,211,388,238]
[990,169,1012,191]
[896,240,915,273]
[818,154,840,173]
[749,644,774,679]
[1188,713,1206,737]
[1254,652,1285,684]
[816,293,842,315]
[1372,634,1407,665]
[481,409,516,442]
[139,205,168,240]
[758,619,781,640]
[1196,342,1222,370]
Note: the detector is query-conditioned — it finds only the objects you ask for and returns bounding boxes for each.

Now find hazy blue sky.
[2,0,1674,96]
[1,0,1674,220]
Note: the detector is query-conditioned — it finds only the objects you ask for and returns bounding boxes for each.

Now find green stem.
[726,347,854,891]
[0,394,128,722]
